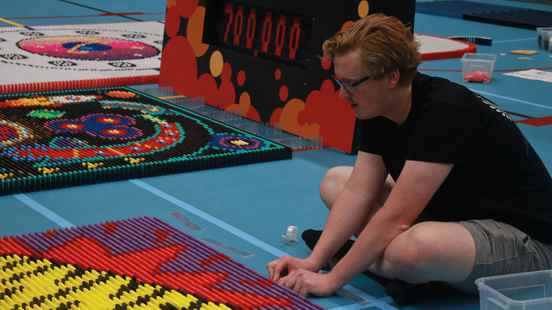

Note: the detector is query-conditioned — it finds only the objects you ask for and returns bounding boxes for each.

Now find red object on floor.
[515,116,552,126]
[464,70,491,83]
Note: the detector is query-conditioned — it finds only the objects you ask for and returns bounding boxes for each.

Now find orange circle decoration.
[279,85,289,102]
[209,51,224,77]
[274,68,282,81]
[187,6,209,57]
[358,1,370,18]
[237,70,246,86]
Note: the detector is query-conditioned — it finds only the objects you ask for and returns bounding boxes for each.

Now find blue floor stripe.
[13,194,74,228]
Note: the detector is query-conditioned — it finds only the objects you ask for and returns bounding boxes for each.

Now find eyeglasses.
[332,74,374,93]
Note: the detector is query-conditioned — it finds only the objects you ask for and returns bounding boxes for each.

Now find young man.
[267,14,552,297]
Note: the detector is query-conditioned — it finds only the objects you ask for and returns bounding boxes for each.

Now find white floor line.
[14,194,74,228]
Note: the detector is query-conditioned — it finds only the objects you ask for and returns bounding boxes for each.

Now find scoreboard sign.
[160,0,415,153]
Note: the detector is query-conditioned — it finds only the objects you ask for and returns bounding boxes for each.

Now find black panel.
[203,0,416,68]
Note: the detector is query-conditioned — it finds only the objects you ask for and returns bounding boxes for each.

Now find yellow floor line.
[0,17,26,28]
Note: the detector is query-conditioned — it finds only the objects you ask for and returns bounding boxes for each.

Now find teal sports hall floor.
[1,0,552,309]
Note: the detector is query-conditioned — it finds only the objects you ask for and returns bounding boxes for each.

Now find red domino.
[515,116,552,126]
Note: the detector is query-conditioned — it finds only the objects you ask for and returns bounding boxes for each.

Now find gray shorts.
[452,219,552,293]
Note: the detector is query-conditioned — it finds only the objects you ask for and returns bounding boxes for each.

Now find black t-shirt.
[358,73,552,243]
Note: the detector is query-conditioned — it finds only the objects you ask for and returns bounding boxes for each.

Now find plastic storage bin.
[476,270,552,310]
[461,53,496,83]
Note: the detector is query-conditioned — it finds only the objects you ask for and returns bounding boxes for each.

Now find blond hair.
[322,14,421,85]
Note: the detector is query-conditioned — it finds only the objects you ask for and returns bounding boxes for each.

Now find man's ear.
[387,70,401,88]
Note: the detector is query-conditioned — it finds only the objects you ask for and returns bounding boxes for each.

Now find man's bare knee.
[320,166,353,208]
[382,224,435,279]
[377,222,475,284]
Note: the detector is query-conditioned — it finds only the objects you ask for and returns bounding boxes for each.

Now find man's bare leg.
[319,166,476,285]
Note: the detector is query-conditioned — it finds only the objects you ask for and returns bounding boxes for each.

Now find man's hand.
[266,256,318,282]
[278,269,341,297]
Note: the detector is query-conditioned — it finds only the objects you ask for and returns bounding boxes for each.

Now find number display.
[211,2,310,64]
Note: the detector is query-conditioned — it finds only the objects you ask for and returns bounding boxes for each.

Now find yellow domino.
[0,253,234,310]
